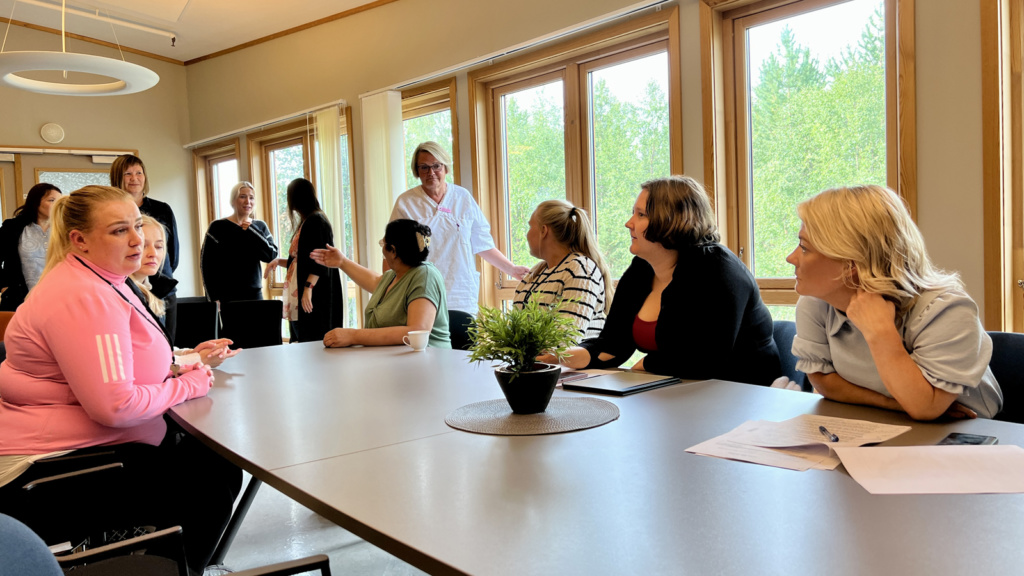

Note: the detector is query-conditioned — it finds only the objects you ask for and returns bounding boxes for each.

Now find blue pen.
[819,425,839,442]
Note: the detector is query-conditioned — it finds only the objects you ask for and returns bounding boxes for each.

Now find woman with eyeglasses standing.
[390,141,529,313]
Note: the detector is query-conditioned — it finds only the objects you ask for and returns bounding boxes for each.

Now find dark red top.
[632,315,658,352]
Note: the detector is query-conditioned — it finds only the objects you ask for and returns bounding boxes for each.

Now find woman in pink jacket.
[0,185,240,574]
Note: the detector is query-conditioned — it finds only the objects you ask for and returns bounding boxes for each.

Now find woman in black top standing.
[110,154,181,341]
[201,181,278,303]
[0,183,61,310]
[264,178,343,342]
[544,176,781,386]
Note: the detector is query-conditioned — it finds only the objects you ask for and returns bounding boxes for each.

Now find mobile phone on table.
[937,432,998,445]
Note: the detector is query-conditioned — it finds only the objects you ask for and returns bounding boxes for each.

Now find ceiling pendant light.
[0,0,161,96]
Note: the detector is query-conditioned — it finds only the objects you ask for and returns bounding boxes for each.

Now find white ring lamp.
[0,51,159,96]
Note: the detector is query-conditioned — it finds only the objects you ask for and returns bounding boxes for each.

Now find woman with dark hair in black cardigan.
[541,176,781,386]
[264,178,344,342]
[0,183,61,311]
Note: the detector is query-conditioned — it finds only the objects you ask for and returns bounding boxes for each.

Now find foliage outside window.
[402,79,458,191]
[470,9,682,305]
[716,0,911,320]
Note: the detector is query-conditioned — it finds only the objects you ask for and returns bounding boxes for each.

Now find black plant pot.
[494,363,561,414]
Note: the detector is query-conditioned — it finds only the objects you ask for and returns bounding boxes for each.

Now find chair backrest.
[988,331,1024,424]
[219,300,284,349]
[174,297,219,349]
[772,320,806,388]
[0,310,15,341]
[448,309,475,351]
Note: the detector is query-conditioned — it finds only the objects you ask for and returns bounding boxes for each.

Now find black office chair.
[988,331,1024,424]
[55,525,332,576]
[174,297,219,349]
[448,309,475,351]
[219,300,284,349]
[772,320,807,390]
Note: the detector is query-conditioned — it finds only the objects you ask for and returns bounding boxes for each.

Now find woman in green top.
[312,219,451,348]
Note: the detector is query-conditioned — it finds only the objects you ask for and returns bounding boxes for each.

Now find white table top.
[171,344,1024,576]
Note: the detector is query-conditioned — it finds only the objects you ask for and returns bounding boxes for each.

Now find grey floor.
[220,473,427,575]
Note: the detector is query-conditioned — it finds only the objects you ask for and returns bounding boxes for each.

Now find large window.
[712,0,914,315]
[402,79,458,191]
[471,7,682,304]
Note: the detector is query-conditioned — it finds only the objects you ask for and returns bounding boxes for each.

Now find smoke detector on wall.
[40,123,65,144]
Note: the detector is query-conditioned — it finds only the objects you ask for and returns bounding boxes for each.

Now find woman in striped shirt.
[513,200,613,342]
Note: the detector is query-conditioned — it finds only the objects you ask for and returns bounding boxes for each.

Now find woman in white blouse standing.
[788,184,1002,420]
[390,141,529,312]
[513,199,613,343]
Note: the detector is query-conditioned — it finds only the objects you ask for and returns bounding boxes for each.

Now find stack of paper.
[686,414,911,471]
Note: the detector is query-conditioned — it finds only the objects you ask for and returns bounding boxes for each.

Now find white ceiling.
[0,0,383,62]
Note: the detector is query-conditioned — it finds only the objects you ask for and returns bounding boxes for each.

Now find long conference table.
[170,343,1024,575]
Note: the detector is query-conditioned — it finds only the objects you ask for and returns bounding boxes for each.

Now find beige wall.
[914,0,986,313]
[0,26,196,292]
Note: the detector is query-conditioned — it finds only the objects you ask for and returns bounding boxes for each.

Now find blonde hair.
[44,185,135,278]
[410,141,453,177]
[798,185,962,325]
[229,181,255,218]
[531,200,614,312]
[641,176,720,249]
[135,215,168,318]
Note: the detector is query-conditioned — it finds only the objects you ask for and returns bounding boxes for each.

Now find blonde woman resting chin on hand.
[132,215,239,368]
[787,185,1003,421]
[312,218,451,349]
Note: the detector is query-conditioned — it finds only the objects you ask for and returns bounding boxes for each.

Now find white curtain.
[359,90,405,273]
[312,107,346,318]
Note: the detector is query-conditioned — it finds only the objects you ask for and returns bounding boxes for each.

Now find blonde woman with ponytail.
[514,199,613,342]
[788,185,1002,420]
[0,186,241,574]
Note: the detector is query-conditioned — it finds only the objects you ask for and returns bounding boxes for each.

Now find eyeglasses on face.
[379,238,387,248]
[417,163,445,174]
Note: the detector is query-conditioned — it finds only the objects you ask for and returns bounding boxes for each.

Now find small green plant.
[467,299,577,381]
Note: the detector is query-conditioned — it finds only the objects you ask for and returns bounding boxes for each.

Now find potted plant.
[467,299,577,414]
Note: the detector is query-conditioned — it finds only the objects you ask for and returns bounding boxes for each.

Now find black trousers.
[0,421,241,573]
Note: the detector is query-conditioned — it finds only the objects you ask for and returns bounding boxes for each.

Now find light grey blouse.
[18,223,48,291]
[792,291,1003,419]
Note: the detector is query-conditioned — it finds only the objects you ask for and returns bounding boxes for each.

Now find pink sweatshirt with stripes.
[0,254,212,455]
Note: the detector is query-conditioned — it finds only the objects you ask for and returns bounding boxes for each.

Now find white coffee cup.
[402,330,430,351]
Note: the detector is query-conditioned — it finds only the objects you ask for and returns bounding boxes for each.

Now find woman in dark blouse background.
[544,176,780,386]
[201,181,278,303]
[264,178,344,343]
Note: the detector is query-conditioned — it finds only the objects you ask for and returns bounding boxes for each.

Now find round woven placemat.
[445,397,619,436]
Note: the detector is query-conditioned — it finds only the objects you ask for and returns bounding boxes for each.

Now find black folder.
[561,370,683,396]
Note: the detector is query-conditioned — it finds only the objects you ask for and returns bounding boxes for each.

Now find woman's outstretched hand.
[311,244,345,268]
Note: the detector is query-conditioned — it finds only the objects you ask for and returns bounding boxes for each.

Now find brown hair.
[641,175,720,250]
[109,154,149,197]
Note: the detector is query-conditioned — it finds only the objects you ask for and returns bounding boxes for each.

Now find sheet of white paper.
[730,414,910,449]
[686,421,840,471]
[835,445,1024,494]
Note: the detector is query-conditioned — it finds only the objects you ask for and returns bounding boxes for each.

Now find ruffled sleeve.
[792,296,837,375]
[903,291,992,396]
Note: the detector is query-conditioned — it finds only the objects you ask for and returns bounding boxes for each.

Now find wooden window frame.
[704,0,916,306]
[402,78,460,186]
[191,138,240,261]
[470,6,683,305]
[981,0,1023,331]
